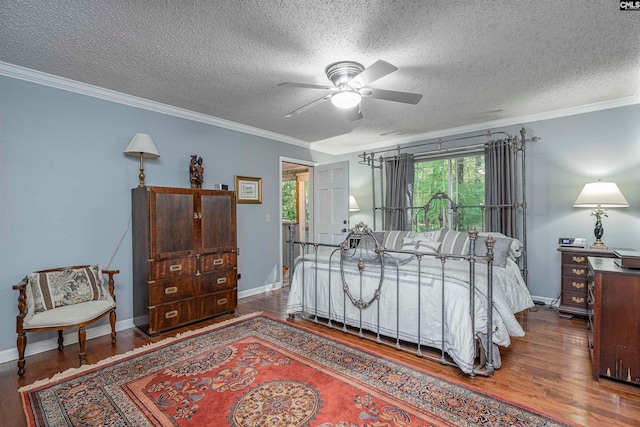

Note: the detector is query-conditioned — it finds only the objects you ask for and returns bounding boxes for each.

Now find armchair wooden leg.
[57,330,64,351]
[78,327,86,366]
[110,309,116,345]
[16,333,26,377]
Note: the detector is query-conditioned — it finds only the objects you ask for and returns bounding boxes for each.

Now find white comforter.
[286,248,533,374]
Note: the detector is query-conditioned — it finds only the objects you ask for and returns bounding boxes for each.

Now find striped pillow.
[439,229,470,255]
[400,238,441,254]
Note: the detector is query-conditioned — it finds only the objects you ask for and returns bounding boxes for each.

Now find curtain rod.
[358,130,514,162]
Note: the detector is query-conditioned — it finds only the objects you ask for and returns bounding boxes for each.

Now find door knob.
[342,228,347,232]
[343,220,347,224]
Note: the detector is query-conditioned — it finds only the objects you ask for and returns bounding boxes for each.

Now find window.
[413,154,485,231]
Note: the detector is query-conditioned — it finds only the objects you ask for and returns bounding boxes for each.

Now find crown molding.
[3,61,638,157]
[0,61,311,150]
[314,93,640,156]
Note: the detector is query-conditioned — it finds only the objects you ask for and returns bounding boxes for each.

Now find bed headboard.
[414,191,460,231]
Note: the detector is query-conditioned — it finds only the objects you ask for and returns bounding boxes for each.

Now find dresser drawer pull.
[213,259,224,266]
[571,282,585,289]
[217,298,227,305]
[165,310,178,319]
[165,286,178,295]
[169,264,182,272]
[217,277,227,284]
[572,296,585,304]
[572,256,585,263]
[572,268,585,276]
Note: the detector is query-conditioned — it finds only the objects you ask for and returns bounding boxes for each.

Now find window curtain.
[384,153,414,230]
[484,138,517,236]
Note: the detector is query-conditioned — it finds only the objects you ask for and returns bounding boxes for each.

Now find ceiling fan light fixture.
[331,89,361,109]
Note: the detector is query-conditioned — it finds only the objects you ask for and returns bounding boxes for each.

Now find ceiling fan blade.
[284,94,332,117]
[363,88,423,104]
[278,82,335,90]
[350,60,397,87]
[346,104,363,122]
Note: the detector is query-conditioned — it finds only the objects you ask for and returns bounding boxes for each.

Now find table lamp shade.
[573,181,628,207]
[124,134,160,158]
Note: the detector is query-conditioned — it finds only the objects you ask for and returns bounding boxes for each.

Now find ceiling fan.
[278,60,423,121]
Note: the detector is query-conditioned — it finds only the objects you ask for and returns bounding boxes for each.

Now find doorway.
[280,158,314,284]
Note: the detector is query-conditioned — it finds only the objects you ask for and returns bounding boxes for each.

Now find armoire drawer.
[148,299,198,333]
[200,252,237,273]
[150,257,196,279]
[148,277,196,305]
[199,290,237,318]
[199,270,237,293]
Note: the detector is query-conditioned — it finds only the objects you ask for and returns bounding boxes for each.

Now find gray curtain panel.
[384,153,415,231]
[484,138,517,236]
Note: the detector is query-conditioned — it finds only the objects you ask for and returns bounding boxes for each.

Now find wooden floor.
[2,287,639,427]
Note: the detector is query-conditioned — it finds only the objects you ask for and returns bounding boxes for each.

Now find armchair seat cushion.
[23,295,115,329]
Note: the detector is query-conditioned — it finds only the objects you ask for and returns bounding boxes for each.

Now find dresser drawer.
[199,270,237,293]
[561,290,588,309]
[562,265,588,278]
[200,253,236,273]
[561,276,588,293]
[148,299,198,334]
[148,277,196,305]
[150,257,196,279]
[198,290,237,318]
[562,252,588,266]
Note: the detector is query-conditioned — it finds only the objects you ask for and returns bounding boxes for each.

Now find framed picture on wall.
[235,176,262,204]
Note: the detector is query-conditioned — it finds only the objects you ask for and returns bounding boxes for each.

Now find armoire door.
[199,191,236,253]
[150,189,196,259]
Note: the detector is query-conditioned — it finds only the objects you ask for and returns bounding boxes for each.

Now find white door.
[314,161,349,244]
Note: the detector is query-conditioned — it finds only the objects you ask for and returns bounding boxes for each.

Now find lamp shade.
[349,195,360,212]
[573,181,629,207]
[124,133,160,158]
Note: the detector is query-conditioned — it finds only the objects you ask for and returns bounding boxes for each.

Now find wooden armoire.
[131,186,237,335]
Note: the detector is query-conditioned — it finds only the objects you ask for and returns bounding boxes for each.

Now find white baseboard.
[0,319,134,365]
[237,282,283,299]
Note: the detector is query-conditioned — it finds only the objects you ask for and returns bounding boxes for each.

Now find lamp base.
[590,240,608,250]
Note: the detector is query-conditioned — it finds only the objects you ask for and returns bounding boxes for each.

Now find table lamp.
[573,180,628,250]
[124,133,160,187]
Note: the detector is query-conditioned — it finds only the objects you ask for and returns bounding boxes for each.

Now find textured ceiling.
[1,1,639,154]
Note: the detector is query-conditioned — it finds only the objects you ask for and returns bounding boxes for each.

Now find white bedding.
[286,247,533,374]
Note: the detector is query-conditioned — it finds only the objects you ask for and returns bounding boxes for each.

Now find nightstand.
[557,247,618,318]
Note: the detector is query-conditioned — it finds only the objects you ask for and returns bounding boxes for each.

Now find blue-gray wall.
[0,75,333,358]
[340,104,640,301]
[2,71,639,361]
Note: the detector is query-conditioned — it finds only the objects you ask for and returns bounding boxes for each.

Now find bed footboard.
[286,222,497,377]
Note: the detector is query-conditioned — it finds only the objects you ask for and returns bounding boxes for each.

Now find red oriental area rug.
[20,313,581,426]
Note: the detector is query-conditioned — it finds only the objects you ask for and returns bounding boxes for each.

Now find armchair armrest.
[102,269,120,301]
[13,277,28,332]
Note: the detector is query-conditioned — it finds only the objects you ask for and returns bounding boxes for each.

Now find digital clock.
[558,237,586,247]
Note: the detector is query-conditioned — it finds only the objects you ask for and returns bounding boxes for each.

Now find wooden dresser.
[132,186,237,335]
[557,247,617,318]
[587,257,640,385]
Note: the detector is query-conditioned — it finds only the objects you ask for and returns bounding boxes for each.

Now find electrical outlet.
[266,214,271,222]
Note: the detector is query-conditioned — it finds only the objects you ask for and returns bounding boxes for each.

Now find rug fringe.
[18,311,263,393]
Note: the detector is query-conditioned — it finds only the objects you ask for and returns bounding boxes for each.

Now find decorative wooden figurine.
[190,155,204,188]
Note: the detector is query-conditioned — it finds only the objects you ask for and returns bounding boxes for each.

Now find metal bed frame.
[287,197,500,377]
